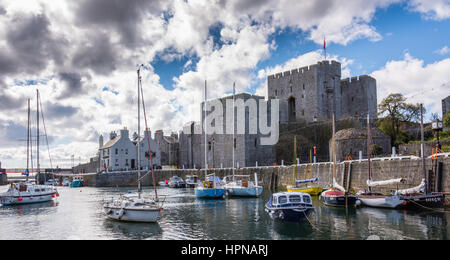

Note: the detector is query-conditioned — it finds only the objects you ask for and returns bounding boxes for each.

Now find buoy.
[402,201,407,206]
[80,190,82,192]
[52,194,55,198]
[56,193,60,197]
[18,197,23,202]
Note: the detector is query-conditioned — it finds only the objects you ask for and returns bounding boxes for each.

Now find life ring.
[203,181,211,188]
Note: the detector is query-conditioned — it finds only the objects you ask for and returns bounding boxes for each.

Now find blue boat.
[265,192,315,222]
[224,174,263,197]
[195,175,225,199]
[70,177,84,188]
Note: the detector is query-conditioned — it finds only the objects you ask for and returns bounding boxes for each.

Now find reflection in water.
[0,185,448,240]
[104,220,163,240]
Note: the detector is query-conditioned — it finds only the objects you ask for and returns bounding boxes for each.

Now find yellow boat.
[287,186,323,196]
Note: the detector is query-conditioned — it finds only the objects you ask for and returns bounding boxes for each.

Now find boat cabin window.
[278,196,288,204]
[289,195,301,203]
[303,195,311,204]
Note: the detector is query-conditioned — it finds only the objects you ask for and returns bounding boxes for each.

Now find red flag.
[323,38,326,50]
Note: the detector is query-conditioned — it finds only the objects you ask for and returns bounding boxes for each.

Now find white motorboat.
[62,178,71,186]
[0,182,58,206]
[168,176,186,188]
[104,195,162,223]
[45,179,59,186]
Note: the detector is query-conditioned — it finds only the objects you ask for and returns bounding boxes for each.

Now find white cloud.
[1,0,447,168]
[371,53,450,117]
[435,45,450,55]
[408,0,450,20]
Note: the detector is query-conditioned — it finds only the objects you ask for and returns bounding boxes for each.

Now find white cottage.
[133,129,162,170]
[99,127,161,172]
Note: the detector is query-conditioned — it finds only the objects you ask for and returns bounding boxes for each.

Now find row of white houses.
[99,128,161,172]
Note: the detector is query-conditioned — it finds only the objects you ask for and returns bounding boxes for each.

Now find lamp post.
[432,120,443,150]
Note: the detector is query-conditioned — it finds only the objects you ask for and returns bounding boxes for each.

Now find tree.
[378,93,423,146]
[444,113,450,128]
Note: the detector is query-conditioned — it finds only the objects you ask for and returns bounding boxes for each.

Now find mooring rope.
[404,198,449,214]
[302,209,321,232]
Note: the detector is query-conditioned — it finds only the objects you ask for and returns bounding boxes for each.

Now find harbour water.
[0,185,448,240]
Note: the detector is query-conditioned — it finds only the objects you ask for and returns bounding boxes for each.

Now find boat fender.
[278,211,284,219]
[118,208,125,219]
[355,199,361,207]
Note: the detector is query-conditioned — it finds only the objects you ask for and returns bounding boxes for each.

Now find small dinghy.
[265,192,315,222]
[287,178,323,196]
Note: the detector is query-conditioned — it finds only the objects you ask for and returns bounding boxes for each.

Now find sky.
[0,0,449,168]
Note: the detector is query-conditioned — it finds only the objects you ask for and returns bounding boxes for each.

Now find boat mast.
[232,82,235,182]
[204,80,208,182]
[37,89,40,181]
[420,104,427,194]
[139,65,158,200]
[26,99,30,182]
[332,113,336,184]
[367,114,372,193]
[137,65,142,198]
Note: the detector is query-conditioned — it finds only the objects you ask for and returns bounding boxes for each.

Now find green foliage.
[370,144,384,156]
[377,93,423,147]
[444,113,450,128]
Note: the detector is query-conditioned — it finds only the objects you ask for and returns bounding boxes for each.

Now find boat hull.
[169,182,186,188]
[104,206,161,223]
[195,188,225,199]
[320,191,359,207]
[359,195,404,209]
[0,192,56,206]
[265,206,315,222]
[70,181,83,188]
[398,193,445,210]
[287,186,323,196]
[226,187,263,197]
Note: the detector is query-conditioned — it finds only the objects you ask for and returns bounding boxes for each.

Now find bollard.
[392,147,397,158]
[281,160,284,166]
[297,158,300,165]
[359,151,363,161]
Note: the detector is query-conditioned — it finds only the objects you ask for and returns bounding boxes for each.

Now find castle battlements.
[341,75,375,84]
[268,60,341,80]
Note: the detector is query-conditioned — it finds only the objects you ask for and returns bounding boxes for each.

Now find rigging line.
[38,91,54,171]
[140,72,158,200]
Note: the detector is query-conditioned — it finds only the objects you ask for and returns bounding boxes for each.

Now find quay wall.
[82,156,450,193]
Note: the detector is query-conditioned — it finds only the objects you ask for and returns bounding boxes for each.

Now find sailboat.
[358,114,407,209]
[224,83,263,197]
[104,65,163,222]
[195,80,225,199]
[287,136,323,195]
[320,114,360,207]
[395,104,445,209]
[0,91,58,206]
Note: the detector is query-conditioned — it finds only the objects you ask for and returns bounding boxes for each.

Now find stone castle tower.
[267,60,377,122]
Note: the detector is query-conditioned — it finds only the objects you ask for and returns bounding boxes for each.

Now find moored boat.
[224,173,263,197]
[265,192,315,222]
[70,176,84,188]
[168,176,186,188]
[195,174,225,199]
[185,175,200,188]
[287,178,322,196]
[0,182,58,206]
[104,195,161,223]
[320,189,360,207]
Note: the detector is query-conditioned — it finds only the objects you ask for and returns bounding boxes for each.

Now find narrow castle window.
[254,138,258,148]
[275,90,278,96]
[234,138,236,149]
[208,142,212,151]
[303,84,305,90]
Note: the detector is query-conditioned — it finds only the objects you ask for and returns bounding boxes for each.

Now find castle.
[83,60,379,172]
[268,60,377,122]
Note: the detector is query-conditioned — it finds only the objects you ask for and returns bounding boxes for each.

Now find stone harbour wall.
[82,156,450,193]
